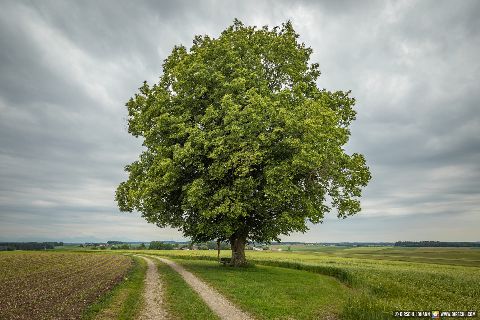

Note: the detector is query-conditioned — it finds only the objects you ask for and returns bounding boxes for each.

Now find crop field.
[269,245,480,267]
[2,248,478,320]
[0,252,132,320]
[144,248,480,319]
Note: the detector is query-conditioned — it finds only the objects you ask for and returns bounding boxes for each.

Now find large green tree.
[116,20,371,266]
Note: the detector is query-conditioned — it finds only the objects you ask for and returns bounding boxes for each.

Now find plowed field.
[0,252,132,320]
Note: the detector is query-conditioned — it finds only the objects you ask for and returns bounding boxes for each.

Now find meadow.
[1,247,478,319]
[145,247,480,319]
[269,245,480,267]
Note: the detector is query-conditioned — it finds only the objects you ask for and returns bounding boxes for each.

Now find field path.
[149,256,253,320]
[138,256,167,320]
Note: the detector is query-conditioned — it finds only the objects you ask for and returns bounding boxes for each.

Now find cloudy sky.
[1,0,479,243]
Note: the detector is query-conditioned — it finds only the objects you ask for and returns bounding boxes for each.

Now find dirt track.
[138,256,167,320]
[149,256,253,320]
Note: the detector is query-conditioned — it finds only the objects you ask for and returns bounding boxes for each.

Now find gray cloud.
[0,0,479,242]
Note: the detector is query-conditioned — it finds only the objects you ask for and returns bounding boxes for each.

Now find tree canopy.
[116,20,371,265]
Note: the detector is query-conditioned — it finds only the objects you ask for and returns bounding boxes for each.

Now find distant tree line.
[148,241,231,250]
[394,241,480,247]
[149,241,175,250]
[0,242,63,251]
[110,244,132,250]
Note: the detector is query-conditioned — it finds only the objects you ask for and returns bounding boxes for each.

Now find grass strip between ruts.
[154,258,220,320]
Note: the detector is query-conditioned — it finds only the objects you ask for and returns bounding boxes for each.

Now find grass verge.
[82,255,146,320]
[174,259,349,320]
[146,251,354,285]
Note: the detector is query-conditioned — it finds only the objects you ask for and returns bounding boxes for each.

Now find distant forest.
[394,241,480,247]
[0,242,63,251]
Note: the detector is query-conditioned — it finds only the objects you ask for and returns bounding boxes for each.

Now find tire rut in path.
[138,256,167,320]
[149,256,253,320]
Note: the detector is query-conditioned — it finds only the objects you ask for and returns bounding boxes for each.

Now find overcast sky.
[1,0,479,243]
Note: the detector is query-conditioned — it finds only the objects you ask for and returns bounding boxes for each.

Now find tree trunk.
[229,234,247,266]
[217,239,220,262]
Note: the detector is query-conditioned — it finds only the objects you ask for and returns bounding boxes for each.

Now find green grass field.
[171,258,348,319]
[144,247,480,319]
[2,247,479,319]
[269,245,480,267]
